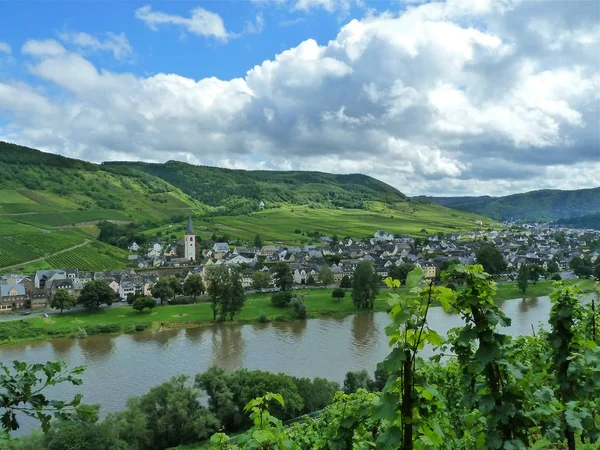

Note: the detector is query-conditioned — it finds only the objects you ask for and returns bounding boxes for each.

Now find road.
[0,239,90,272]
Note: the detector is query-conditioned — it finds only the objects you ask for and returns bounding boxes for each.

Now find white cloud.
[2,0,599,196]
[135,5,231,41]
[244,13,266,35]
[21,39,66,56]
[0,42,11,54]
[58,31,133,60]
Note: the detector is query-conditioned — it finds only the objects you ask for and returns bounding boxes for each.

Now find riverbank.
[0,278,595,346]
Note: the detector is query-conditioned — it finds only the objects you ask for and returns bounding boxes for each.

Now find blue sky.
[1,1,384,80]
[0,0,598,196]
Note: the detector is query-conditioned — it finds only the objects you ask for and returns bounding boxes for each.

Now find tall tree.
[273,263,294,291]
[206,266,229,321]
[517,264,529,294]
[387,263,415,284]
[222,270,246,321]
[151,278,174,304]
[340,275,352,289]
[50,289,76,313]
[475,244,507,275]
[183,274,205,302]
[254,234,263,248]
[546,260,559,274]
[77,280,114,310]
[251,271,271,291]
[167,276,182,302]
[351,261,380,309]
[318,265,334,287]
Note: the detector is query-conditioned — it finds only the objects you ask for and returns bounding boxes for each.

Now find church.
[177,215,197,262]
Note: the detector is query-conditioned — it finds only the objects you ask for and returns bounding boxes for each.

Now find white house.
[213,242,230,253]
[129,242,140,252]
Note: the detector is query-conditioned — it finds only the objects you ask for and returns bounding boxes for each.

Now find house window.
[190,237,194,242]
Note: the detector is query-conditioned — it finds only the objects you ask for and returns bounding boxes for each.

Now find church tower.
[184,214,196,261]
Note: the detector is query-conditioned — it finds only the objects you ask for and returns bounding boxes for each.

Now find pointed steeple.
[186,214,194,235]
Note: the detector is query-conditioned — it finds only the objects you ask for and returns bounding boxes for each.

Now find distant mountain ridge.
[416,187,600,221]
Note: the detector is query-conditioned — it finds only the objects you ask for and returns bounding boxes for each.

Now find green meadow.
[1,279,594,346]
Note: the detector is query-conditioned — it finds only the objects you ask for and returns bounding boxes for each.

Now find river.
[0,295,567,435]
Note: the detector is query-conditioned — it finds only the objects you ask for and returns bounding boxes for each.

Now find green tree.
[167,276,182,301]
[106,375,219,450]
[332,288,345,301]
[546,260,559,274]
[271,291,292,307]
[343,370,373,394]
[291,377,339,415]
[151,278,174,304]
[306,275,316,286]
[132,296,156,312]
[528,264,544,284]
[387,263,416,284]
[517,264,529,294]
[340,275,352,289]
[0,361,90,435]
[50,289,76,313]
[222,270,246,321]
[77,280,114,310]
[273,263,294,291]
[351,261,380,309]
[252,271,272,291]
[206,266,230,321]
[475,244,507,275]
[290,295,307,319]
[254,234,263,248]
[318,265,334,287]
[183,274,205,302]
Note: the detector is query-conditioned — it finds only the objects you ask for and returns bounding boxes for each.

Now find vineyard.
[6,232,84,256]
[204,267,600,450]
[0,238,39,267]
[45,242,128,271]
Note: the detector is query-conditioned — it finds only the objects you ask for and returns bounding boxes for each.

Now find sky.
[0,0,599,197]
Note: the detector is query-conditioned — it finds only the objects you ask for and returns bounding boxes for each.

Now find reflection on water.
[3,294,586,436]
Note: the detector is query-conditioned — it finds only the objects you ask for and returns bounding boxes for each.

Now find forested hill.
[416,187,600,221]
[102,160,408,214]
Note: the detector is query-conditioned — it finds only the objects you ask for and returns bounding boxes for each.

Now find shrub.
[74,328,88,339]
[271,291,293,307]
[135,323,151,332]
[84,324,121,335]
[552,273,562,281]
[332,288,346,301]
[275,315,289,322]
[168,297,194,305]
[290,295,307,320]
[258,313,270,323]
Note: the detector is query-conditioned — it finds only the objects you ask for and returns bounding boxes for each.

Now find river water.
[0,296,564,435]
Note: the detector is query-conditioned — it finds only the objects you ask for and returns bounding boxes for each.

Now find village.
[1,215,599,314]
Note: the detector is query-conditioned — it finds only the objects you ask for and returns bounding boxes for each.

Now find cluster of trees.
[6,367,340,450]
[351,261,380,309]
[475,244,508,275]
[205,267,245,321]
[570,256,600,279]
[50,280,116,313]
[517,264,547,294]
[97,221,152,250]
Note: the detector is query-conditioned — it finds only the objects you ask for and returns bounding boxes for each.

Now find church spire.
[186,214,194,235]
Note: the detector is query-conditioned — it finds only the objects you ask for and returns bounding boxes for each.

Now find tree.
[271,291,292,307]
[254,234,263,248]
[132,296,156,312]
[343,370,373,394]
[0,360,91,435]
[167,276,182,301]
[291,377,339,415]
[290,295,307,319]
[306,275,316,286]
[151,278,174,304]
[528,264,544,284]
[340,275,352,289]
[222,270,246,321]
[206,266,230,321]
[546,260,559,274]
[332,288,345,301]
[351,261,380,309]
[50,289,76,313]
[475,244,507,275]
[77,280,114,310]
[387,263,416,284]
[251,271,271,291]
[183,274,205,302]
[106,375,219,450]
[517,265,529,294]
[318,265,334,287]
[273,263,293,291]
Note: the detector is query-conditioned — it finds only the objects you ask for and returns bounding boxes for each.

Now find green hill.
[416,187,600,221]
[0,141,492,272]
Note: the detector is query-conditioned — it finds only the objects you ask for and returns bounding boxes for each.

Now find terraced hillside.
[1,141,494,272]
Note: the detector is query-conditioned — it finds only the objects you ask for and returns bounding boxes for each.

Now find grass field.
[1,279,594,346]
[196,204,494,244]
